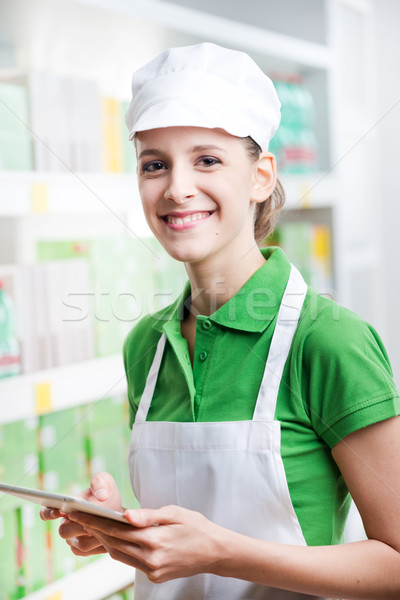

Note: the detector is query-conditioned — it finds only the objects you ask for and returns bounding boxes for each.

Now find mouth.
[160,210,215,229]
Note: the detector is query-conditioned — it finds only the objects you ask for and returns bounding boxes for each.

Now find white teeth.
[165,212,211,225]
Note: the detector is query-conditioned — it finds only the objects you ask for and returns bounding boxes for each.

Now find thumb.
[90,472,118,503]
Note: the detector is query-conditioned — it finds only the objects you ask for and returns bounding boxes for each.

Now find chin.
[163,241,210,264]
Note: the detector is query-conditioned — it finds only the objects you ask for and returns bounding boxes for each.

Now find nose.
[164,164,196,204]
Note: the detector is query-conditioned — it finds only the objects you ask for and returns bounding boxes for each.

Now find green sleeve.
[302,300,400,448]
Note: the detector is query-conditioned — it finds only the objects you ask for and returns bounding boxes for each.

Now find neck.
[184,243,266,318]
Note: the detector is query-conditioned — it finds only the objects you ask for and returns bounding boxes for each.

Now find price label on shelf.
[31,183,49,213]
[46,594,63,600]
[34,382,52,415]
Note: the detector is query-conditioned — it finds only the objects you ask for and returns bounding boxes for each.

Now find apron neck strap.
[134,333,166,424]
[253,264,307,422]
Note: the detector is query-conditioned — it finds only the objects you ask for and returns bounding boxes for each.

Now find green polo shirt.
[123,247,399,546]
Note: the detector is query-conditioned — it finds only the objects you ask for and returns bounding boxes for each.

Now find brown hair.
[241,136,285,247]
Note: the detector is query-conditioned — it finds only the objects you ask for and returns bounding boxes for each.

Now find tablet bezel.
[0,482,128,523]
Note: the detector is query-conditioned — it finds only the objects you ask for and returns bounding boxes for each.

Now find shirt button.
[199,351,208,362]
[202,320,212,331]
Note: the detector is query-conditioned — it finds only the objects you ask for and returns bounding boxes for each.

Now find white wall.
[376,0,400,386]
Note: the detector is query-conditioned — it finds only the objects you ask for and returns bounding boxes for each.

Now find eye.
[196,156,221,167]
[141,160,167,174]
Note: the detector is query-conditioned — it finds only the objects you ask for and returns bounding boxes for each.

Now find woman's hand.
[40,472,123,557]
[68,504,227,582]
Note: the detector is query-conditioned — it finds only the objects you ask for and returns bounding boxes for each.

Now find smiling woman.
[135,125,276,268]
[41,42,400,600]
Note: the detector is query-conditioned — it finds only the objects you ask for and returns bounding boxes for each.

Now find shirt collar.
[151,247,291,333]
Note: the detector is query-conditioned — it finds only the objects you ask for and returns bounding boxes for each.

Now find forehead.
[135,126,242,152]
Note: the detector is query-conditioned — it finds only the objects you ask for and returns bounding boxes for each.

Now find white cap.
[125,42,281,151]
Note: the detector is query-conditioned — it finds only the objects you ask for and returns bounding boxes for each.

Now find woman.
[41,43,400,599]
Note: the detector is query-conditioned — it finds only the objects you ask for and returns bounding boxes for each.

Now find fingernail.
[94,488,107,500]
[70,537,79,547]
[50,510,55,518]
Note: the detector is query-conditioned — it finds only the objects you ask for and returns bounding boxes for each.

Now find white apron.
[129,265,311,600]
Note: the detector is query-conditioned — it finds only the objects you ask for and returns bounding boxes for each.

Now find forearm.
[213,528,400,599]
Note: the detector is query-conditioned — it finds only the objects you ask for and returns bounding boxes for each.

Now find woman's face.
[135,126,263,266]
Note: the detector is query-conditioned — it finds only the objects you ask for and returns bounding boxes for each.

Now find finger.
[82,518,165,551]
[124,505,181,528]
[83,525,140,548]
[59,518,89,540]
[66,534,105,553]
[40,507,62,521]
[69,542,107,557]
[90,472,121,505]
[96,543,153,574]
[68,511,132,537]
[84,528,151,570]
[69,513,152,549]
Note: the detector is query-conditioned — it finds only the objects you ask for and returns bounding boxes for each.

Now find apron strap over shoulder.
[134,333,167,424]
[253,264,307,422]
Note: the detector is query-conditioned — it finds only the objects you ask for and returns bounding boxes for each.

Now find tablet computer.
[0,482,128,523]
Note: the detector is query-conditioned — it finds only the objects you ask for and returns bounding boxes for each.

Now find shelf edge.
[23,555,135,600]
[73,0,334,70]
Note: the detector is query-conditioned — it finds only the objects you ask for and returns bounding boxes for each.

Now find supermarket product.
[270,74,318,173]
[0,281,21,379]
[0,82,33,171]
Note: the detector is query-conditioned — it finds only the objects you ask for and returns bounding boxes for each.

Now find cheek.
[139,183,161,216]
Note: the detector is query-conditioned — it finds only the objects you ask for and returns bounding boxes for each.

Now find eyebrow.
[138,144,227,160]
[191,145,227,154]
[138,148,162,160]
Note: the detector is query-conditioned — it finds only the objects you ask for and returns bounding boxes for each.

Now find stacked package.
[269,74,318,174]
[0,235,185,377]
[267,219,333,293]
[0,395,135,598]
[36,236,186,359]
[0,260,94,375]
[0,72,136,173]
[0,418,46,598]
[0,82,33,171]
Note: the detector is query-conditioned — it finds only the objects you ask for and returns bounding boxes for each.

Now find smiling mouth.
[162,211,213,225]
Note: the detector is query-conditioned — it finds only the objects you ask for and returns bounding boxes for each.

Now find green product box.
[39,405,84,441]
[280,221,313,285]
[83,396,126,430]
[0,82,33,171]
[0,453,40,513]
[36,241,90,262]
[121,101,137,174]
[18,504,48,594]
[35,236,185,357]
[0,417,39,462]
[39,407,88,493]
[121,463,139,511]
[89,236,155,357]
[0,83,29,133]
[80,398,138,509]
[120,405,139,510]
[48,518,83,581]
[0,509,18,600]
[40,453,87,494]
[87,424,126,494]
[0,131,33,171]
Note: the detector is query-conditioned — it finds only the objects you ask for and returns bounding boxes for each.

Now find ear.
[250,152,277,203]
